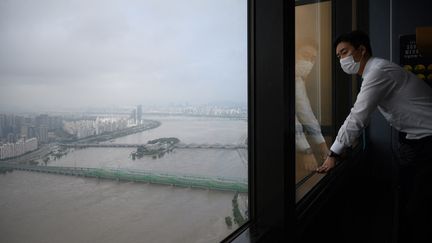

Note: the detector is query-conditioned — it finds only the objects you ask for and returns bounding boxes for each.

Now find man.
[295,42,329,173]
[317,30,432,242]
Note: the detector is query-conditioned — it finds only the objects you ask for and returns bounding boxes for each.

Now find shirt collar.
[361,57,375,78]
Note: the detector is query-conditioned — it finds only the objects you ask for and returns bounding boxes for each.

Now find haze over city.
[0,0,247,112]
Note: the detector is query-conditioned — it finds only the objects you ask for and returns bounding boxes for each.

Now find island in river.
[130,137,180,160]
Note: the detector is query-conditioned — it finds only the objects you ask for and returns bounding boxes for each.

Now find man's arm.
[295,78,326,145]
[318,69,396,172]
[332,70,395,154]
[296,115,319,171]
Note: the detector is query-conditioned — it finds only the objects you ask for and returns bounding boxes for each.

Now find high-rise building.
[7,133,16,143]
[36,114,49,127]
[0,114,6,138]
[131,109,137,125]
[137,105,142,124]
[21,125,28,138]
[28,126,37,139]
[37,125,49,143]
[14,116,24,134]
[49,116,63,130]
[0,138,38,160]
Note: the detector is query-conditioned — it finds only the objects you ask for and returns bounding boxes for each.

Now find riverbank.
[2,144,53,164]
[1,120,161,166]
[70,120,161,144]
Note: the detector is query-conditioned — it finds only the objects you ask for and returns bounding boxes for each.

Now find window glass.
[0,0,248,242]
[295,1,332,193]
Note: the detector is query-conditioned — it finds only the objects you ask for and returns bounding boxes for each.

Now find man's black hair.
[334,30,373,56]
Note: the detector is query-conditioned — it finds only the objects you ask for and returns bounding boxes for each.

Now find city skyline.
[0,101,248,115]
[0,0,247,112]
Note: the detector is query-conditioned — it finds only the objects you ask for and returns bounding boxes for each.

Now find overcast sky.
[0,0,247,112]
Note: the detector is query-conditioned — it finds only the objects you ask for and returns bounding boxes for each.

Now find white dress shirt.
[296,76,325,152]
[331,57,432,154]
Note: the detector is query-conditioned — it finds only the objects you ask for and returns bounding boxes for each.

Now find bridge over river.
[0,163,248,193]
[59,143,247,149]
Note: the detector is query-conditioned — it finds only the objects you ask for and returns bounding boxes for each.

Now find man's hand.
[297,153,318,171]
[318,142,329,161]
[316,156,336,173]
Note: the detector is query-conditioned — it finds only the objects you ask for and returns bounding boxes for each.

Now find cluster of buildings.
[0,137,38,160]
[0,114,62,144]
[63,117,128,139]
[144,104,247,118]
[180,105,246,117]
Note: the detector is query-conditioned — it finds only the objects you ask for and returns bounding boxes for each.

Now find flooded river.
[0,116,248,243]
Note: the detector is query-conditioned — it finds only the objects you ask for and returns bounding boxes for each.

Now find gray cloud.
[0,0,247,111]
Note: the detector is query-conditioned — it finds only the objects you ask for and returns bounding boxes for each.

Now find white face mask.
[340,55,360,74]
[295,60,314,78]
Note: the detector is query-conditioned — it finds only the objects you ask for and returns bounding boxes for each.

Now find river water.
[0,115,248,243]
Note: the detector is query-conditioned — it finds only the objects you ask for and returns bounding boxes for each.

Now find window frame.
[222,0,367,241]
[295,0,331,7]
[223,0,296,241]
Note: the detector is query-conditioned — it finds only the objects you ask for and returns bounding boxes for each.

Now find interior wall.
[392,0,432,64]
[368,0,432,176]
[366,0,432,241]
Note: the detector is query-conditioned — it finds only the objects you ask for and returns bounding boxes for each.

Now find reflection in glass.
[295,42,329,177]
[295,2,332,185]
